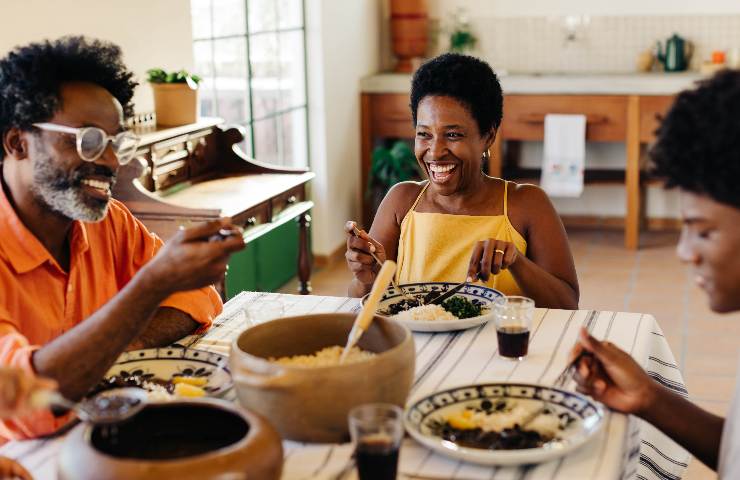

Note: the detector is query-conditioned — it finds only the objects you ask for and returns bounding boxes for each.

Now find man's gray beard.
[31,156,114,223]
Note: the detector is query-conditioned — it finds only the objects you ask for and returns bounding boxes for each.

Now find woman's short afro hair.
[0,36,137,160]
[650,69,740,208]
[410,53,503,136]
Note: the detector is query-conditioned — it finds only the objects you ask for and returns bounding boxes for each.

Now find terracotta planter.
[150,82,198,126]
[390,0,428,72]
[58,399,283,480]
[230,313,415,443]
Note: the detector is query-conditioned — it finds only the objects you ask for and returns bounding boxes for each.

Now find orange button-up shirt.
[0,186,222,441]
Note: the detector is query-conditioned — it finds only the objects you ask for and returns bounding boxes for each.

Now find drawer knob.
[287,195,297,205]
[246,216,257,226]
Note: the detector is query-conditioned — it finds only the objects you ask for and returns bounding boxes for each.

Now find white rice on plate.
[393,304,459,322]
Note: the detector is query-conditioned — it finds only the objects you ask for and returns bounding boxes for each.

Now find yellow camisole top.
[396,180,527,295]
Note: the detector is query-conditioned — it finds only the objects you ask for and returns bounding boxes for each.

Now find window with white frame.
[191,0,308,168]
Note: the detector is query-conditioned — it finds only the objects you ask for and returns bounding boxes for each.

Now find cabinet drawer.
[502,95,628,142]
[370,94,414,138]
[153,160,188,191]
[639,96,674,142]
[232,203,269,231]
[271,185,304,219]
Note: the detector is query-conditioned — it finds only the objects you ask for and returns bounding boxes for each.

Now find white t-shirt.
[718,358,740,478]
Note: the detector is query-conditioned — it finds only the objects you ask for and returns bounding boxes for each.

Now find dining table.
[1,291,690,480]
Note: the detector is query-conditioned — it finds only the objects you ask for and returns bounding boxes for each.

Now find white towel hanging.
[540,114,586,197]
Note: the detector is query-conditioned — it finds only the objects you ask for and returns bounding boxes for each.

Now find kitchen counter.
[361,71,706,96]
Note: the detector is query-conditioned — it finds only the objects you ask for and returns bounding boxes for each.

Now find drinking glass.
[493,296,535,360]
[243,300,285,327]
[348,403,404,480]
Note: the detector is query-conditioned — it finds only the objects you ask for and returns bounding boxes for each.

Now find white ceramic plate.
[103,347,232,397]
[362,282,504,332]
[405,382,605,466]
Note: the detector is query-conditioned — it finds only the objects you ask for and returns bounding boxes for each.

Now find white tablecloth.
[0,292,690,480]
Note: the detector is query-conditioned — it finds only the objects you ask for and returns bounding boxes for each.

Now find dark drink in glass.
[349,404,403,480]
[355,435,399,480]
[497,326,530,359]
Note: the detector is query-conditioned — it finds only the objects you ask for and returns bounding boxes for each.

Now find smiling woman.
[346,53,579,309]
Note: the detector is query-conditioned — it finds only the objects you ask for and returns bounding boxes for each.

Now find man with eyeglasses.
[0,37,245,441]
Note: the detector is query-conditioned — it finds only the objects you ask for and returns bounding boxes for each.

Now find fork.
[351,226,416,303]
[520,350,594,428]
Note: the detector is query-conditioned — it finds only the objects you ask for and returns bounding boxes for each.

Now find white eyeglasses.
[33,123,140,165]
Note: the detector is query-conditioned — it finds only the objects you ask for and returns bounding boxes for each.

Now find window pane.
[277,30,306,110]
[279,109,307,167]
[277,0,303,29]
[253,118,279,165]
[213,39,250,123]
[212,0,246,37]
[248,0,277,33]
[193,41,216,117]
[249,33,280,119]
[191,0,212,39]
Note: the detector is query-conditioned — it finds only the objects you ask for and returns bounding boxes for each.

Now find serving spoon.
[340,260,397,364]
[31,388,148,424]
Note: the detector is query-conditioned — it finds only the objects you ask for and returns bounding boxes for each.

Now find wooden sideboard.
[112,117,315,295]
[360,93,675,249]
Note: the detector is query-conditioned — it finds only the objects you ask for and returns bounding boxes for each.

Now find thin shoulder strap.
[503,180,509,217]
[409,182,429,212]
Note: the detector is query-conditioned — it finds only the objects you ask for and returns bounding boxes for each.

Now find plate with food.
[89,347,232,401]
[405,382,605,466]
[362,282,504,332]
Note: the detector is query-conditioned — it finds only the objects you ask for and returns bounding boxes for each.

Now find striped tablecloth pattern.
[0,292,690,480]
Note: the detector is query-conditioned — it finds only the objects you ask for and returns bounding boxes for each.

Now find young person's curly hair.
[0,36,138,160]
[410,53,503,135]
[650,69,740,208]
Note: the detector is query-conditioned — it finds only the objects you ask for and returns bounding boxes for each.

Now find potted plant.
[447,7,477,53]
[366,140,422,217]
[147,68,202,126]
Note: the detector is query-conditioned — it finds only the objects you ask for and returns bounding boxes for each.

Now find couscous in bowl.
[230,313,415,443]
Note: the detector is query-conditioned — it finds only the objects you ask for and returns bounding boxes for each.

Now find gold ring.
[494,249,505,255]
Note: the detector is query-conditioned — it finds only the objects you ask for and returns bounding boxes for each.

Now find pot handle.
[232,365,297,389]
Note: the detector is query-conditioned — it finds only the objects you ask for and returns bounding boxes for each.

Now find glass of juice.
[493,296,535,360]
[348,403,404,480]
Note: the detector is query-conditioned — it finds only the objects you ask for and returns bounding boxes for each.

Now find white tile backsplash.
[429,15,740,73]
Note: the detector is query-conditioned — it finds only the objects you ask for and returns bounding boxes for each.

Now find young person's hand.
[0,368,57,418]
[570,327,657,416]
[0,456,31,480]
[345,221,385,288]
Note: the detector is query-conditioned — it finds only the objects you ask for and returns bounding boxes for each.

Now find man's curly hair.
[650,69,740,208]
[0,36,138,160]
[410,53,503,136]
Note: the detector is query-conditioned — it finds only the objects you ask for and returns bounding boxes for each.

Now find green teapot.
[656,34,693,72]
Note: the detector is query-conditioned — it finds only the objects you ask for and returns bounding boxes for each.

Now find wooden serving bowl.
[230,313,415,443]
[58,399,282,480]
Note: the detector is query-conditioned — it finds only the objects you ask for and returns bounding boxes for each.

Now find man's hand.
[142,219,245,296]
[570,327,657,416]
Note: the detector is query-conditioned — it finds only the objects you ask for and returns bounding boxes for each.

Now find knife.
[426,279,469,305]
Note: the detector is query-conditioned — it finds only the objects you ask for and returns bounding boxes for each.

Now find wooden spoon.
[340,260,397,364]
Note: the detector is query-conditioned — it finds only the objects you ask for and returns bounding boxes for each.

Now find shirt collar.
[0,185,90,274]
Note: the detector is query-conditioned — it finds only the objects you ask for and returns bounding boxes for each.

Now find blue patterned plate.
[104,347,232,397]
[362,282,504,332]
[405,382,605,466]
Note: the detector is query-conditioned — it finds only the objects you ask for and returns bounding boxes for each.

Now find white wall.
[0,0,194,113]
[428,0,740,17]
[306,0,381,256]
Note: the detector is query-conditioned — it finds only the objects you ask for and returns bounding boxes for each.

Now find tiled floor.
[280,228,739,480]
